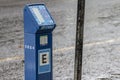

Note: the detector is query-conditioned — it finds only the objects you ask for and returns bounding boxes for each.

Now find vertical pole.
[74,0,85,80]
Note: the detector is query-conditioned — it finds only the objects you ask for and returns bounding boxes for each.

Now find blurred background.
[0,0,77,80]
[0,0,120,80]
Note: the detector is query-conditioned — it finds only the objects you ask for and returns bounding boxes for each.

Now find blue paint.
[24,4,56,80]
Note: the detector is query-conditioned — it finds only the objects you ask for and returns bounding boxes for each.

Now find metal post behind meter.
[74,0,85,80]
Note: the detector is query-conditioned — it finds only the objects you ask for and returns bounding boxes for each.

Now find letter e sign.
[40,52,49,66]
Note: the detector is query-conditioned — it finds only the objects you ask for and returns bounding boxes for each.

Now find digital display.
[31,7,45,24]
[29,5,54,26]
[40,35,48,45]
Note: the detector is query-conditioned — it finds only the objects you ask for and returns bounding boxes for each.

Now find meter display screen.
[40,35,48,45]
[31,7,45,24]
[29,5,54,25]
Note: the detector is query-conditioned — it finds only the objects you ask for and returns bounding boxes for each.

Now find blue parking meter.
[24,4,56,80]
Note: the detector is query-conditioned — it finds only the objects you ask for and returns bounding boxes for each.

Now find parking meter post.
[24,4,56,80]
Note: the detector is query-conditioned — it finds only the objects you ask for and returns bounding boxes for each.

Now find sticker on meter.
[40,35,48,45]
[38,49,51,74]
[40,52,49,66]
[30,7,45,24]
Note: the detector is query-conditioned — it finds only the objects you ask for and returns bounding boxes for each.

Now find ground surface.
[0,0,120,80]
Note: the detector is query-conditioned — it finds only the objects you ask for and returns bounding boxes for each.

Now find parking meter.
[24,4,56,80]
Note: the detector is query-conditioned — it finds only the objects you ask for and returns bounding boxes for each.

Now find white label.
[40,52,49,66]
[31,7,45,24]
[24,45,35,50]
[40,35,48,45]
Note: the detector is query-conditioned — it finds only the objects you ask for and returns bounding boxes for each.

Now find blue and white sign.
[38,49,51,74]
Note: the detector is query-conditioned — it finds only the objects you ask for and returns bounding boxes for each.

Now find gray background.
[0,0,120,80]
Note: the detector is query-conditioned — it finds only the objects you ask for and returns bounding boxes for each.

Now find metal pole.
[74,0,85,80]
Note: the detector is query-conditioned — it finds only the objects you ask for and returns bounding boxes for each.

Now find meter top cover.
[24,4,56,33]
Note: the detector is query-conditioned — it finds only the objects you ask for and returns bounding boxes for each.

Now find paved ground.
[83,0,120,80]
[0,0,76,80]
[0,0,120,80]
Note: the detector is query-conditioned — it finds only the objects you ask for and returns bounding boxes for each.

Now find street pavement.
[0,0,120,80]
